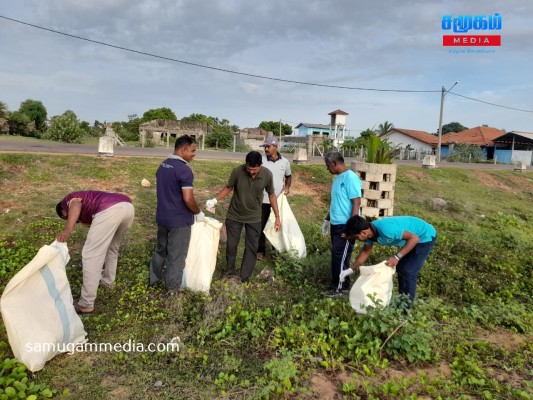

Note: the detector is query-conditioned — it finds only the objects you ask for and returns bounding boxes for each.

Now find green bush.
[447,143,487,163]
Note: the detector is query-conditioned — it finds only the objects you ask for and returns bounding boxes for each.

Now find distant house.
[292,109,360,145]
[293,123,332,137]
[380,128,438,153]
[440,125,505,159]
[493,131,533,165]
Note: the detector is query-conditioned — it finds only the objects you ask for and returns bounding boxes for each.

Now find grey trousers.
[79,202,134,308]
[225,218,261,282]
[149,225,192,292]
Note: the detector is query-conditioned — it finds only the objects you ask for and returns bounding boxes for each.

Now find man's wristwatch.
[394,252,403,260]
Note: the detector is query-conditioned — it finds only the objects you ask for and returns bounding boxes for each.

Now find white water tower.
[329,109,348,148]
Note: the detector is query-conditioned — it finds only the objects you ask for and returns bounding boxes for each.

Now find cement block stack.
[351,161,397,218]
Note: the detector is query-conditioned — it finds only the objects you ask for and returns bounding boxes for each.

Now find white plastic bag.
[0,241,87,371]
[349,261,395,314]
[264,193,307,258]
[181,217,223,293]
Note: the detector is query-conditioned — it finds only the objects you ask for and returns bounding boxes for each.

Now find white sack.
[349,261,395,314]
[182,217,223,293]
[0,241,87,372]
[264,193,307,258]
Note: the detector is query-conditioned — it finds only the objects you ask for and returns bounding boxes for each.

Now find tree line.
[0,100,300,148]
[0,100,468,148]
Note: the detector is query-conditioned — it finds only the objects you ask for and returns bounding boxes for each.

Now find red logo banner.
[443,35,501,46]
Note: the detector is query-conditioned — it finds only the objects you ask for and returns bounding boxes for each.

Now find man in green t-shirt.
[206,151,281,281]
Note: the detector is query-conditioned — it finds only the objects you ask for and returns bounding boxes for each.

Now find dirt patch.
[81,353,102,367]
[290,172,326,198]
[403,170,429,182]
[500,172,533,194]
[107,387,131,399]
[102,376,131,399]
[385,361,452,381]
[475,327,528,352]
[308,373,339,399]
[473,171,515,193]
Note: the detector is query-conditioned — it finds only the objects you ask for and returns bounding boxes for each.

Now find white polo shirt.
[262,153,291,204]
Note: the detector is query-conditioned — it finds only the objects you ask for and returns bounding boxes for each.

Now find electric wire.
[448,92,533,113]
[0,15,437,93]
[1,15,532,114]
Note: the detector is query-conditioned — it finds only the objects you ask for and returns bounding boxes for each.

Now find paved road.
[0,137,525,170]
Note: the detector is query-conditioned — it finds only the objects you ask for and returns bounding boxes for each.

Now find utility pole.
[437,80,459,162]
[279,119,282,144]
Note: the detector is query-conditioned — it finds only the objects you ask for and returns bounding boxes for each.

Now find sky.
[1,0,532,136]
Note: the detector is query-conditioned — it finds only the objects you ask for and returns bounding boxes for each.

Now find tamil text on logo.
[442,13,501,47]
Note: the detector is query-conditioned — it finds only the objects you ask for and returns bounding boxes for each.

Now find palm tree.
[377,121,394,136]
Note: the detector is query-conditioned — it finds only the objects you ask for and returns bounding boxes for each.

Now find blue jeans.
[330,223,355,290]
[396,236,437,302]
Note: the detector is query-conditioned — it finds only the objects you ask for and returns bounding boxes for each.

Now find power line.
[0,15,437,93]
[448,91,533,113]
[2,15,532,115]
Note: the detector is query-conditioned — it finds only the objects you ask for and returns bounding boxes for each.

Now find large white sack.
[349,261,395,314]
[264,193,307,258]
[181,217,223,293]
[0,241,87,372]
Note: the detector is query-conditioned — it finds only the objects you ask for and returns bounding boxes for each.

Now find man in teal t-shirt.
[340,215,437,305]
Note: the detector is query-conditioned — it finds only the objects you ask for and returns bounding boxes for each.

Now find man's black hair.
[175,134,196,150]
[56,202,63,218]
[344,215,371,236]
[245,151,262,167]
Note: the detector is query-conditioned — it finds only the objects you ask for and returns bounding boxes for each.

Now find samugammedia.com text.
[25,337,181,355]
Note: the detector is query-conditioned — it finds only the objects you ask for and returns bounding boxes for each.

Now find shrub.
[43,110,83,143]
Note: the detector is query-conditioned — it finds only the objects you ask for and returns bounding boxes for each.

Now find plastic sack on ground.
[0,241,87,372]
[349,261,395,314]
[264,193,307,258]
[181,217,223,293]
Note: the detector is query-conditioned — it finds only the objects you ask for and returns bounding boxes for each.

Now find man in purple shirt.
[56,190,135,314]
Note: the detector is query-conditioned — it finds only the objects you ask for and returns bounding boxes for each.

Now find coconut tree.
[377,121,394,136]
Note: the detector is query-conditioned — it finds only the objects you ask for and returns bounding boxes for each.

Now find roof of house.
[441,126,505,146]
[328,109,349,115]
[383,128,439,145]
[493,131,533,144]
[295,123,331,129]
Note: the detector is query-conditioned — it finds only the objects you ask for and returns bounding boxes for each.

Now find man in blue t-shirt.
[322,151,362,296]
[149,135,205,296]
[340,215,437,305]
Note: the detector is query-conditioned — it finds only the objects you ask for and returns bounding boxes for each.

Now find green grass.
[0,154,532,399]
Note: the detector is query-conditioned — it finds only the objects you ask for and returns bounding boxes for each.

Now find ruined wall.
[139,119,211,146]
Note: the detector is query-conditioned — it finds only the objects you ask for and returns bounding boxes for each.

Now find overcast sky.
[1,0,532,135]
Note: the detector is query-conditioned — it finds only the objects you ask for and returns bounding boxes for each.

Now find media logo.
[442,13,501,47]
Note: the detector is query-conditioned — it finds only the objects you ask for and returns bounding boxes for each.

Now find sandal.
[74,303,94,315]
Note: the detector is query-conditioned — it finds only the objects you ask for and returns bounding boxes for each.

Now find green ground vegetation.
[0,153,532,399]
